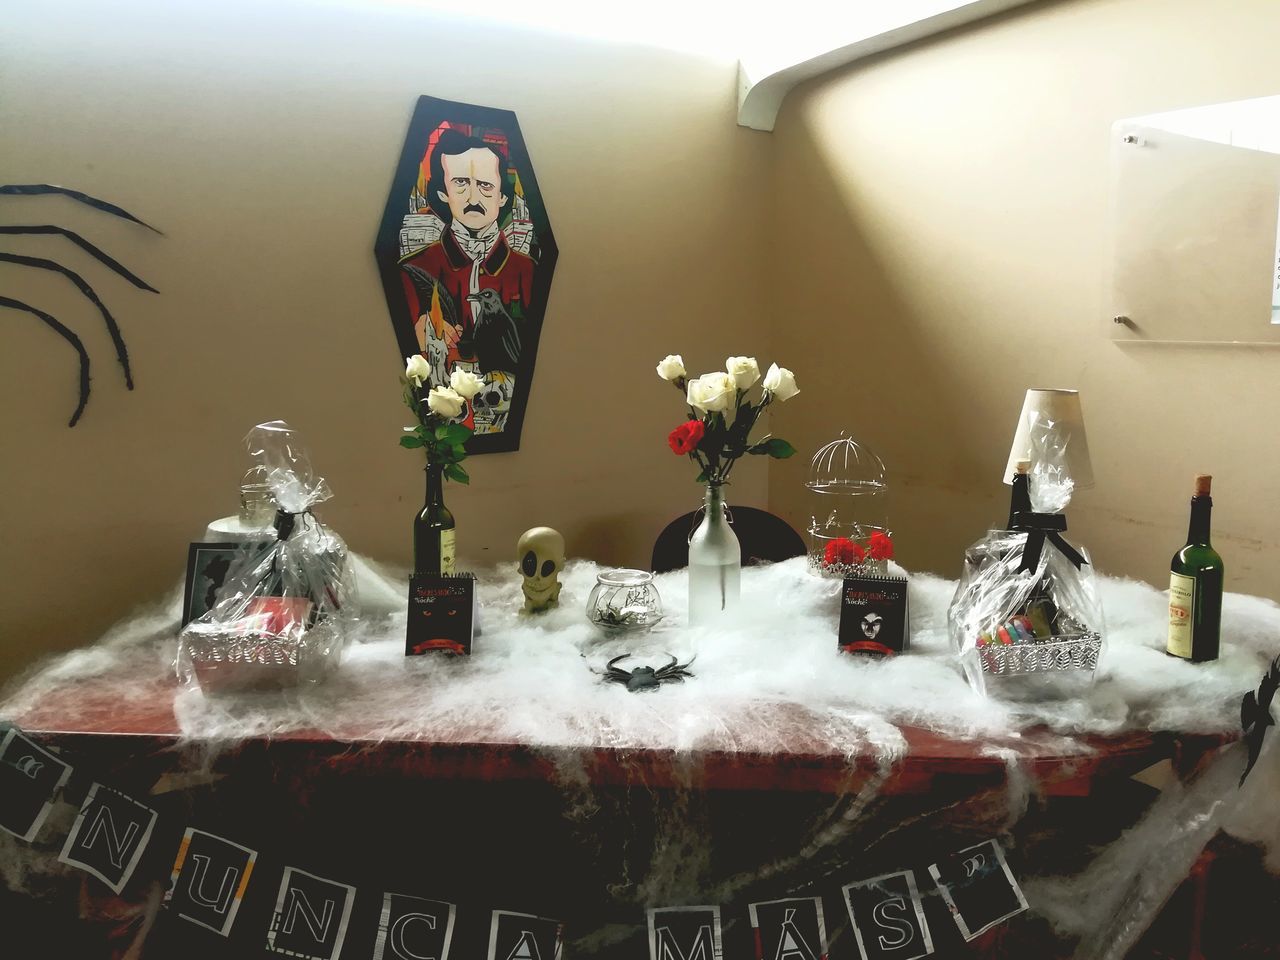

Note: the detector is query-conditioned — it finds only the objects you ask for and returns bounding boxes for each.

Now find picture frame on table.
[183,541,266,626]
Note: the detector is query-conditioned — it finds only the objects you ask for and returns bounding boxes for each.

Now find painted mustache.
[463,202,487,215]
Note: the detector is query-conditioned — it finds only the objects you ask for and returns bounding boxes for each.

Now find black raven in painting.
[465,287,521,374]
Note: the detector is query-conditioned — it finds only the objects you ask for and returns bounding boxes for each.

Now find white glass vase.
[687,484,741,624]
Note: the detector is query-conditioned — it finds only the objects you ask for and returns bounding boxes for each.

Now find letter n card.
[487,909,563,960]
[842,871,933,960]
[164,828,257,936]
[927,839,1027,940]
[0,727,72,842]
[375,894,456,960]
[266,866,356,960]
[648,905,723,960]
[58,782,158,894]
[747,897,828,960]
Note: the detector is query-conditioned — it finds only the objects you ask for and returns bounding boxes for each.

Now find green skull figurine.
[518,527,565,612]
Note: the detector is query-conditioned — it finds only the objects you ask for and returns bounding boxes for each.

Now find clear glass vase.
[688,483,741,624]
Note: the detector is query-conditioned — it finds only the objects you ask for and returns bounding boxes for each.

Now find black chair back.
[651,506,806,573]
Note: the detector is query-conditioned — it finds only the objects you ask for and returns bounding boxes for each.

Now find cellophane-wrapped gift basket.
[177,420,359,692]
[948,411,1104,699]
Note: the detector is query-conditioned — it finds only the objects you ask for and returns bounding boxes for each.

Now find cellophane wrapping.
[947,410,1105,698]
[176,421,359,691]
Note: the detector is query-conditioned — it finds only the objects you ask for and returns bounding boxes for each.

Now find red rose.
[668,419,705,455]
[868,530,894,561]
[823,537,866,566]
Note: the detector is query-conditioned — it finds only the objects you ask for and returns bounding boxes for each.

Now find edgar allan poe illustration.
[376,97,558,454]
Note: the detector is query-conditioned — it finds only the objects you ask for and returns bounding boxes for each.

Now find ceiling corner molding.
[737,0,1041,132]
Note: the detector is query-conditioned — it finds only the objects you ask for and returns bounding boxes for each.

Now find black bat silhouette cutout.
[1241,653,1280,786]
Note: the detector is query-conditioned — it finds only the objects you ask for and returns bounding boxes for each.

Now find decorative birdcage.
[806,433,892,577]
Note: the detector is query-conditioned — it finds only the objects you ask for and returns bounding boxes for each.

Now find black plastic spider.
[602,654,695,693]
[1,184,161,426]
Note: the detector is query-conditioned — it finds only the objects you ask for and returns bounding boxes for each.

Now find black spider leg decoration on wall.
[0,185,160,426]
[0,252,136,388]
[0,295,90,426]
[0,227,159,292]
[0,184,163,235]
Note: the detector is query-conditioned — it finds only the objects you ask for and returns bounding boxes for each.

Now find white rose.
[763,363,799,401]
[449,368,485,400]
[656,354,686,381]
[426,385,465,419]
[686,372,736,414]
[725,356,760,390]
[405,354,431,387]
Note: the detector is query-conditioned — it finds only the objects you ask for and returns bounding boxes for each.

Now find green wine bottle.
[414,463,456,575]
[1167,474,1223,662]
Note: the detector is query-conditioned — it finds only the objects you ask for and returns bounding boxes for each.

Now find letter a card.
[0,727,72,841]
[487,909,564,960]
[927,839,1027,940]
[842,871,933,960]
[164,827,257,936]
[58,782,158,894]
[747,897,828,960]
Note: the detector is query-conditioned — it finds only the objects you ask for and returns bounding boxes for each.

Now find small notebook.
[838,573,910,657]
[406,573,476,656]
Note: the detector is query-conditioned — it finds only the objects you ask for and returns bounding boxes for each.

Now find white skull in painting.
[472,371,515,434]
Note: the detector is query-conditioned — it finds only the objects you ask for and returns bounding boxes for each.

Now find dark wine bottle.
[1167,475,1223,662]
[414,463,456,575]
[1007,459,1032,529]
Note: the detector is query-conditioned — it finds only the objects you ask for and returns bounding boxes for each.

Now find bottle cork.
[1015,460,1031,475]
[1194,475,1212,496]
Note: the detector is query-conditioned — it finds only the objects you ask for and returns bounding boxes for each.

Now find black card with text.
[406,573,477,656]
[928,839,1028,941]
[838,574,910,658]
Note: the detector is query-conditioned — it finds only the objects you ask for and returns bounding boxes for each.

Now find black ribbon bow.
[1240,655,1279,786]
[1012,511,1088,573]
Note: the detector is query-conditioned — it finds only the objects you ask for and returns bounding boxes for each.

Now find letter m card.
[927,839,1028,941]
[163,827,257,936]
[0,727,72,841]
[648,905,723,960]
[266,866,356,960]
[58,782,157,894]
[842,871,933,960]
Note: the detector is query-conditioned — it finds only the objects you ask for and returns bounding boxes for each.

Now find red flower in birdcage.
[868,530,894,561]
[823,537,866,567]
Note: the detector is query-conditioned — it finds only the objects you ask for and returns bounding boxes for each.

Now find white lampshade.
[1003,388,1095,489]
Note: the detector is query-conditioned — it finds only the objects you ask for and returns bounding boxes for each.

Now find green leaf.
[444,462,470,485]
[694,469,708,483]
[399,435,425,449]
[763,437,797,459]
[436,423,471,445]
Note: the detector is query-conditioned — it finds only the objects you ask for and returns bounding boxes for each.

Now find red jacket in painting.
[398,227,534,341]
